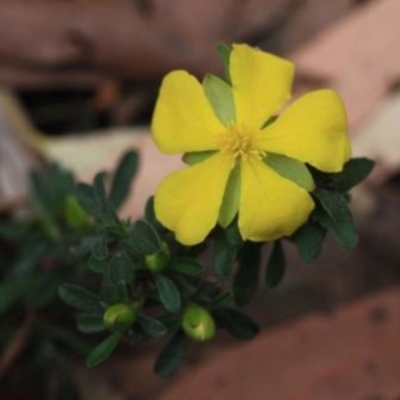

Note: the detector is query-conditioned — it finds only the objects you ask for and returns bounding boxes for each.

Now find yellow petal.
[239,159,314,242]
[258,90,351,172]
[152,70,225,154]
[155,153,233,245]
[230,44,294,129]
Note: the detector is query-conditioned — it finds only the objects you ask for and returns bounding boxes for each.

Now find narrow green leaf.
[213,308,259,340]
[110,150,139,209]
[313,189,358,250]
[225,219,243,247]
[86,332,122,368]
[107,253,135,285]
[76,183,98,215]
[182,150,217,165]
[293,221,326,263]
[266,241,286,287]
[93,172,107,204]
[154,330,189,377]
[264,153,314,191]
[171,258,203,276]
[59,284,103,314]
[126,220,162,255]
[336,158,375,193]
[77,314,106,334]
[216,43,231,84]
[155,275,181,313]
[213,231,238,276]
[218,163,241,228]
[234,243,261,305]
[203,74,235,125]
[138,314,168,338]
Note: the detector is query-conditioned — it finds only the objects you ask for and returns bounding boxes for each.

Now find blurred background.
[1,0,400,399]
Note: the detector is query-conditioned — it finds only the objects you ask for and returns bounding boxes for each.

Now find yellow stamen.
[219,124,265,162]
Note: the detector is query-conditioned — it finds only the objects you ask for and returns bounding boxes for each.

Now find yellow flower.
[151,44,351,246]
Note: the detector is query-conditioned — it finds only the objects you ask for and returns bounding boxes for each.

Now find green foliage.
[138,314,168,338]
[154,330,189,377]
[0,143,372,385]
[265,241,286,287]
[293,221,326,263]
[313,189,358,250]
[171,257,202,276]
[123,220,162,255]
[336,158,374,193]
[234,242,262,305]
[86,332,122,368]
[213,308,259,340]
[58,284,104,314]
[109,150,139,209]
[107,253,135,285]
[155,274,181,313]
[213,229,238,276]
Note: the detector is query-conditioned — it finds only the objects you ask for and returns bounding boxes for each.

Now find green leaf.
[77,315,106,334]
[293,221,326,263]
[218,163,241,228]
[59,284,104,314]
[154,330,189,377]
[77,174,117,223]
[171,258,203,276]
[203,74,235,125]
[213,231,238,276]
[313,189,358,250]
[182,150,217,165]
[76,184,97,214]
[216,43,231,84]
[264,153,314,191]
[110,150,139,209]
[225,219,243,247]
[211,290,234,308]
[91,236,108,261]
[213,308,259,340]
[234,243,261,305]
[336,158,374,193]
[138,314,168,338]
[155,275,181,313]
[107,253,135,285]
[87,254,107,274]
[125,220,162,255]
[266,241,286,287]
[86,332,122,368]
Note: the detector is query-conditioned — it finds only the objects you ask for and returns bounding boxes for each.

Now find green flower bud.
[182,304,216,342]
[145,242,170,274]
[64,195,90,232]
[103,303,136,332]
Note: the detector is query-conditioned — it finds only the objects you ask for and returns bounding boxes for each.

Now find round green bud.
[64,195,90,232]
[145,242,170,274]
[182,304,216,342]
[103,303,136,332]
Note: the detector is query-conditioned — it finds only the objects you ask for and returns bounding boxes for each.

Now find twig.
[0,309,36,379]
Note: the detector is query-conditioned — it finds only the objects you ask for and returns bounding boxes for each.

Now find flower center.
[219,125,265,162]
